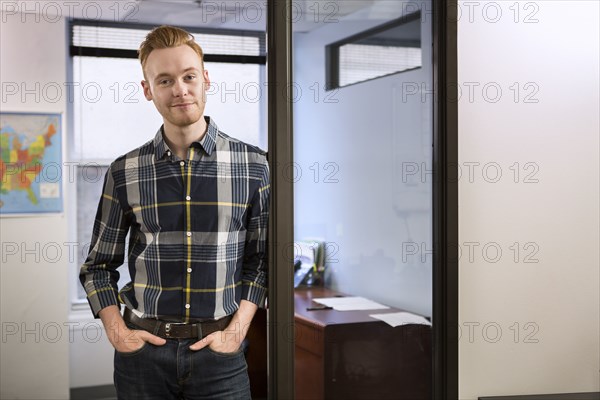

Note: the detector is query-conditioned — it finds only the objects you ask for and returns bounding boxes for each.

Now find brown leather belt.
[123,308,233,340]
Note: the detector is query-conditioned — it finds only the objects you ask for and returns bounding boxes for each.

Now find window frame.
[67,19,267,309]
[69,19,267,64]
[325,10,422,90]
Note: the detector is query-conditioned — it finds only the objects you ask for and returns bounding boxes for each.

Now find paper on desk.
[369,312,432,327]
[312,296,390,311]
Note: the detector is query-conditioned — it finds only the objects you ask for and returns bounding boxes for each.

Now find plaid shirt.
[80,116,269,321]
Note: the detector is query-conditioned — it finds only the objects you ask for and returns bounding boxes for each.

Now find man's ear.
[141,80,153,101]
[203,69,211,91]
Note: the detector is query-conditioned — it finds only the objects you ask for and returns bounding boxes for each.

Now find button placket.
[182,148,195,321]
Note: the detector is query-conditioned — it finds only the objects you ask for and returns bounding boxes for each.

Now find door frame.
[432,0,459,398]
[266,1,458,398]
[266,1,295,399]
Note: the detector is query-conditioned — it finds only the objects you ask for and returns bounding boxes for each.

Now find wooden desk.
[246,287,432,399]
[294,287,432,400]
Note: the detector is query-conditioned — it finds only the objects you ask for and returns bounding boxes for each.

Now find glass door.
[291,1,434,398]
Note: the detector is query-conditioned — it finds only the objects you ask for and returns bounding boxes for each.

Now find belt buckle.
[164,322,188,338]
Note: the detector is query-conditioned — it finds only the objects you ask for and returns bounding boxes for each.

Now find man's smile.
[171,102,195,108]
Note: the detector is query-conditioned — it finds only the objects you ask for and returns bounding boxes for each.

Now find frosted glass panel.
[72,56,162,160]
[203,62,265,149]
[72,57,264,160]
[71,52,264,303]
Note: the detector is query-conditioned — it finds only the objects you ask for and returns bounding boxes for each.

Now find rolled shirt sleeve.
[241,159,270,308]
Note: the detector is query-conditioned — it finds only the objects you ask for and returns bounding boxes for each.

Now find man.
[80,25,269,399]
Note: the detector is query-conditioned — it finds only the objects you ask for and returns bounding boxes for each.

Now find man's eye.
[185,75,196,80]
[159,79,171,85]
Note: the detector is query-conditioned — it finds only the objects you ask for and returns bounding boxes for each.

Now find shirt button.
[186,231,192,237]
[187,268,192,273]
[180,161,185,167]
[185,195,191,201]
[185,304,190,309]
[167,151,171,156]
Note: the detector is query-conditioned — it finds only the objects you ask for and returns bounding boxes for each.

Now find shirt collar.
[200,116,218,156]
[153,116,218,161]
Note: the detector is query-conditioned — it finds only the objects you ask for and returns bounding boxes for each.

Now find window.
[326,11,422,90]
[69,21,266,306]
[74,165,109,301]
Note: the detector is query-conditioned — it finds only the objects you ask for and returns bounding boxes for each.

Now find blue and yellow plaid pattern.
[80,116,269,321]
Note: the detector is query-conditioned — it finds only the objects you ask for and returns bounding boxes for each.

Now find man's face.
[141,45,210,129]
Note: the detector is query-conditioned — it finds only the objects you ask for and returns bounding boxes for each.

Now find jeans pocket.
[115,342,148,357]
[206,346,244,358]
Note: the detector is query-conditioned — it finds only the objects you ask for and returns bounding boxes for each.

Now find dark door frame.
[432,1,459,398]
[266,0,458,398]
[266,1,295,399]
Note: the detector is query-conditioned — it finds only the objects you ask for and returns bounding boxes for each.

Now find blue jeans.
[113,337,251,399]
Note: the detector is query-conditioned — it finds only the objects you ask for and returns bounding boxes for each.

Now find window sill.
[69,302,95,322]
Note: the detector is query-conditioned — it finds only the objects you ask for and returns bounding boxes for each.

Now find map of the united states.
[0,114,63,213]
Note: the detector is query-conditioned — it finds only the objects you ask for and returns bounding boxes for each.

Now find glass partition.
[292,1,433,398]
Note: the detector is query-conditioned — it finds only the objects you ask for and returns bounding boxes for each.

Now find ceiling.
[0,0,424,34]
[57,0,384,32]
[133,0,377,31]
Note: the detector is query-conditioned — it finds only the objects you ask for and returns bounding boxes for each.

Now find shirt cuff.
[86,287,120,318]
[241,282,267,309]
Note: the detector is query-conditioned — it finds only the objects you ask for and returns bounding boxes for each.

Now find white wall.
[0,11,71,399]
[2,1,598,397]
[0,9,116,397]
[458,1,600,398]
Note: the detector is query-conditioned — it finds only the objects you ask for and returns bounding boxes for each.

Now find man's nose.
[172,80,188,97]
